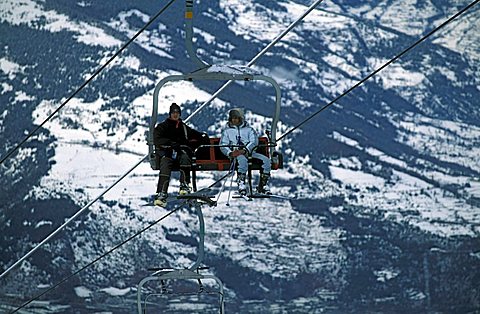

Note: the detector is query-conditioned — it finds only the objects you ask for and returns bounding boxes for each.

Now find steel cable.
[276,0,479,142]
[0,0,178,166]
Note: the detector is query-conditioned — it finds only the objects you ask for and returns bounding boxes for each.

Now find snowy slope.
[1,0,479,312]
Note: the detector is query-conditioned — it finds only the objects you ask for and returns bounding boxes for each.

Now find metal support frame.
[148,65,282,170]
[137,270,224,314]
[185,0,209,69]
[137,201,224,313]
[141,1,286,312]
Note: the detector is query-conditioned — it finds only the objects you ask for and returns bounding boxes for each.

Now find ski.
[177,188,217,206]
[141,194,182,208]
[231,190,292,201]
[142,187,220,208]
[232,193,252,201]
[250,192,291,200]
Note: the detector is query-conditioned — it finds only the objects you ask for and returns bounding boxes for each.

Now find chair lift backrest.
[192,137,282,171]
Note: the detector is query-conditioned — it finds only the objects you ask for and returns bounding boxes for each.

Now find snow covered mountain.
[1,0,479,312]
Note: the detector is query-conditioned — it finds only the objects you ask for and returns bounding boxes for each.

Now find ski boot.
[154,192,168,207]
[256,173,271,195]
[237,172,247,196]
[179,182,191,196]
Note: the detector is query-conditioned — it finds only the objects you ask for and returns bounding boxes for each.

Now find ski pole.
[224,160,236,206]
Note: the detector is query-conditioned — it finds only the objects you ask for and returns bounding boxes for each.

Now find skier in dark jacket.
[154,103,209,207]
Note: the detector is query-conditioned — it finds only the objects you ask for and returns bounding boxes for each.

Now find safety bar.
[137,270,224,313]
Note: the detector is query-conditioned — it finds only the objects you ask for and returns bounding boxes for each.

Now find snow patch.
[329,166,386,187]
[368,58,426,89]
[0,58,26,80]
[374,268,400,282]
[74,286,93,298]
[106,10,173,59]
[0,0,121,47]
[1,82,14,94]
[35,220,53,229]
[99,286,131,296]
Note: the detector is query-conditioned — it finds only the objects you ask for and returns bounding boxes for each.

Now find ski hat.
[169,103,181,116]
[228,108,244,122]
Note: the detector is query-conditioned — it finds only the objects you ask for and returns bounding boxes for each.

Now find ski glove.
[229,149,245,158]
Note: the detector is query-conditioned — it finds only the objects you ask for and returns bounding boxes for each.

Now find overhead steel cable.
[10,201,187,313]
[276,0,480,142]
[0,0,178,166]
[5,0,476,311]
[0,156,147,281]
[9,172,233,313]
[0,0,326,281]
[186,0,326,122]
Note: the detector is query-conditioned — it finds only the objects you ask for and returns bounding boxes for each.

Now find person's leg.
[252,152,271,193]
[157,156,174,194]
[236,155,248,174]
[252,152,271,174]
[178,152,192,194]
[155,157,174,206]
[236,155,248,194]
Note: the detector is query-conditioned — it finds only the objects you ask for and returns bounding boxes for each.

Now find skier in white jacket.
[220,108,271,195]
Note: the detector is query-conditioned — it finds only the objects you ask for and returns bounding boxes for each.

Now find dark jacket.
[154,118,208,158]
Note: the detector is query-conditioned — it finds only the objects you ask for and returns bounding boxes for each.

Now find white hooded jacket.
[220,120,259,156]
